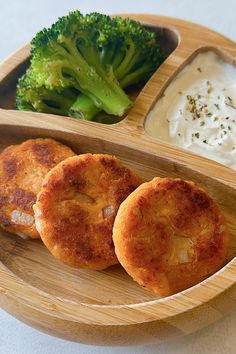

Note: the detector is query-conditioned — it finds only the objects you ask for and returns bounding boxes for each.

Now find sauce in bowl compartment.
[145,51,236,170]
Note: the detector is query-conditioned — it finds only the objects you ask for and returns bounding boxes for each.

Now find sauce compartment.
[145,48,236,170]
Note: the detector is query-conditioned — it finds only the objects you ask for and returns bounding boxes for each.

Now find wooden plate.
[0,14,236,346]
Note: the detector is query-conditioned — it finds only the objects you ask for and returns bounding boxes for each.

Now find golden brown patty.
[34,154,141,270]
[0,138,75,239]
[113,177,228,296]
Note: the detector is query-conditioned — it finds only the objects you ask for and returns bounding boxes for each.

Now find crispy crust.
[0,138,75,238]
[34,154,142,270]
[113,177,229,296]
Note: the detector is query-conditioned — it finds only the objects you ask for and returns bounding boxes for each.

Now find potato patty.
[113,177,228,296]
[0,138,75,238]
[34,154,141,270]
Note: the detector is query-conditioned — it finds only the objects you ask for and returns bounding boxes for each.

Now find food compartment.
[0,124,235,306]
[0,24,179,124]
[144,48,236,171]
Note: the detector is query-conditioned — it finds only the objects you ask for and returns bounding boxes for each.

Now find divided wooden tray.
[0,14,236,346]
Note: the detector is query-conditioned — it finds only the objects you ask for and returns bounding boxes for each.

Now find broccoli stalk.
[29,11,132,117]
[68,94,100,120]
[69,15,164,120]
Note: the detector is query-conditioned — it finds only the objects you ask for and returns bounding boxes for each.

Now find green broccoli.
[28,11,132,117]
[69,15,164,120]
[16,69,77,116]
[16,11,163,122]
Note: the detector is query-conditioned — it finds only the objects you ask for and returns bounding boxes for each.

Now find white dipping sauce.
[145,52,236,170]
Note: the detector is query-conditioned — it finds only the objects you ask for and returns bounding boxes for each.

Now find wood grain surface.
[0,14,236,346]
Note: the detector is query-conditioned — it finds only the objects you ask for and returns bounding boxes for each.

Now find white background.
[0,1,236,353]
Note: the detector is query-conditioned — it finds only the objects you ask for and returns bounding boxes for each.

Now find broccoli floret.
[28,11,132,117]
[112,16,163,85]
[16,69,77,116]
[16,11,163,122]
[70,14,164,120]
